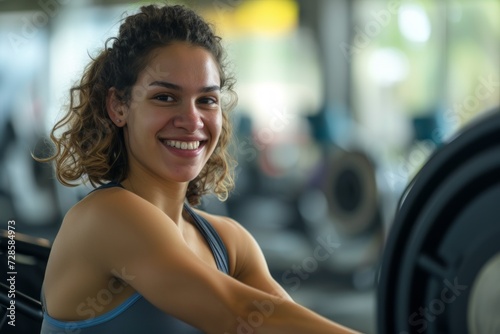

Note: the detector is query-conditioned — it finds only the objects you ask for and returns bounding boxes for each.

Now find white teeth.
[165,140,200,150]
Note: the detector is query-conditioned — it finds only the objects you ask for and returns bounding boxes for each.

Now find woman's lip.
[164,139,201,150]
[160,139,206,157]
[159,137,208,142]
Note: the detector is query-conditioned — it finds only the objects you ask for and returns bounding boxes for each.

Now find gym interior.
[0,0,499,333]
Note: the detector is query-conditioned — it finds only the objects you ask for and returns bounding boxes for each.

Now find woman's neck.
[121,174,189,226]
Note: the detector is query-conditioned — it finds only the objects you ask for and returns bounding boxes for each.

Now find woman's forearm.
[216,291,361,334]
[256,298,360,334]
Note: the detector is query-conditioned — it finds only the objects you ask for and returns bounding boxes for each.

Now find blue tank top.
[40,182,230,333]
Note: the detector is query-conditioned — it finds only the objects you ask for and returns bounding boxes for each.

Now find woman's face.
[119,42,222,184]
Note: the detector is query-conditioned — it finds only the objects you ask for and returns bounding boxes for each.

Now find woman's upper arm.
[89,192,247,333]
[211,215,294,302]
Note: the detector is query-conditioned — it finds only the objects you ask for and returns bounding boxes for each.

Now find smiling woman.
[108,43,225,190]
[39,4,236,206]
[35,3,359,334]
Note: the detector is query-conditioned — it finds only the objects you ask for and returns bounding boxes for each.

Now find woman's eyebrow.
[149,81,182,90]
[200,85,221,93]
[149,81,220,93]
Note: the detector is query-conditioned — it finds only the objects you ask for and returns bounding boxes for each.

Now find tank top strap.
[88,181,124,194]
[183,204,230,275]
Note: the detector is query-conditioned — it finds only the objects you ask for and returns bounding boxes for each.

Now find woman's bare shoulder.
[72,185,143,211]
[55,186,172,267]
[66,186,158,228]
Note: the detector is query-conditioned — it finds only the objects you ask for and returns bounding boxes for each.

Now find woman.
[39,4,360,333]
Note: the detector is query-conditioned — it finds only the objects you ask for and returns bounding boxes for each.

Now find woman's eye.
[154,94,174,102]
[199,97,218,105]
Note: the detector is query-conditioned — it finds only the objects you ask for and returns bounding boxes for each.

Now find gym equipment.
[0,230,50,333]
[324,149,380,236]
[298,148,384,279]
[377,107,500,334]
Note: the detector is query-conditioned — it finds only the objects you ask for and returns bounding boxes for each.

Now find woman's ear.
[107,87,127,127]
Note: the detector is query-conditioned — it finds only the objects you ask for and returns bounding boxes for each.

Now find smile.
[164,140,201,150]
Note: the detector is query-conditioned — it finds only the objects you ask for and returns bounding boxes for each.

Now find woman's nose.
[173,101,204,132]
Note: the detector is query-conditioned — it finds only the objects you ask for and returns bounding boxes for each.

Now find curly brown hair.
[38,3,237,205]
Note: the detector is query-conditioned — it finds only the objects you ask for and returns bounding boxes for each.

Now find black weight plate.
[394,147,500,333]
[377,107,500,334]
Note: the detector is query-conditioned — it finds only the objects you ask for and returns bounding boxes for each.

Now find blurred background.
[0,0,498,333]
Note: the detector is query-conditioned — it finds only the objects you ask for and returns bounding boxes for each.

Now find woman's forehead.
[137,43,221,88]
